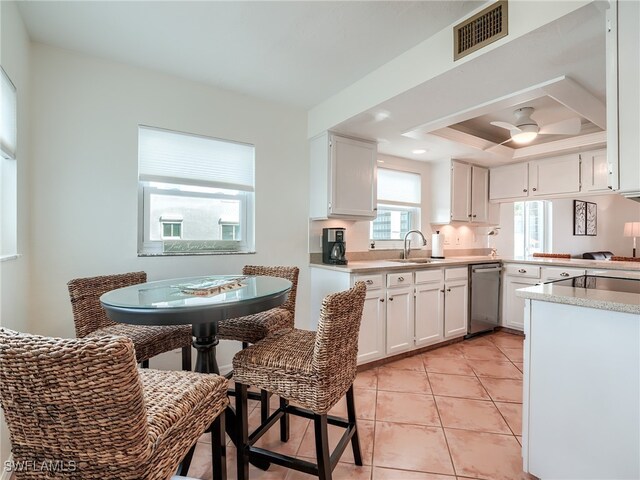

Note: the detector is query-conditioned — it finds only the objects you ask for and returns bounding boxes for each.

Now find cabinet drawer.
[445,267,468,281]
[353,274,383,291]
[387,272,413,288]
[415,269,443,284]
[542,267,585,281]
[504,264,541,279]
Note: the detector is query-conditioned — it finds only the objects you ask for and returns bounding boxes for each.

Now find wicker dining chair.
[532,253,572,259]
[233,282,367,480]
[0,328,229,480]
[67,271,193,369]
[218,265,299,420]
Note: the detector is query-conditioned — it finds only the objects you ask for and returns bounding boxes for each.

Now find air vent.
[454,1,508,61]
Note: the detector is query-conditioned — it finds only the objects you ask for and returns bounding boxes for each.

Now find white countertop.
[516,283,640,315]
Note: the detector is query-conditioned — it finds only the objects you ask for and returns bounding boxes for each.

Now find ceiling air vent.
[454,1,508,61]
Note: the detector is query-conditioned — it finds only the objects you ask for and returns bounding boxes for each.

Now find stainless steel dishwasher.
[467,263,502,337]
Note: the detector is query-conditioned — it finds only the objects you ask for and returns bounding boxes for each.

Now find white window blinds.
[138,126,255,191]
[1,68,17,160]
[377,168,421,205]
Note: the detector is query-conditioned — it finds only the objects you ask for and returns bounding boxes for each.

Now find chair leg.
[235,382,250,480]
[141,359,149,369]
[177,443,196,476]
[346,385,363,466]
[211,413,227,480]
[279,397,290,442]
[260,390,271,423]
[314,414,332,480]
[242,341,249,349]
[181,345,192,371]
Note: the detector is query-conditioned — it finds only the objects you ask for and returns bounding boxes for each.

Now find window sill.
[138,251,256,257]
[0,254,22,262]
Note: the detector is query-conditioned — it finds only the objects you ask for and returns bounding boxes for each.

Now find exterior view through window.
[138,126,255,255]
[514,200,551,258]
[371,168,421,242]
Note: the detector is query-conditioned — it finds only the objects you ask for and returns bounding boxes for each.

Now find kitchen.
[2,1,640,479]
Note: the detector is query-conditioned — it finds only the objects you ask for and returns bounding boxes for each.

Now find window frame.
[514,200,552,259]
[1,66,17,259]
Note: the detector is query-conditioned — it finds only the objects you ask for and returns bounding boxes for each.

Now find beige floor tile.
[373,422,454,475]
[422,344,465,359]
[495,402,523,436]
[377,368,431,394]
[460,344,508,361]
[445,429,523,480]
[373,466,456,479]
[428,373,490,400]
[376,391,440,426]
[328,388,377,421]
[469,360,522,379]
[460,336,495,347]
[498,347,524,363]
[434,396,511,434]
[379,354,426,371]
[297,419,375,465]
[249,407,311,457]
[516,436,522,446]
[354,368,378,390]
[423,356,475,376]
[489,335,524,349]
[286,458,372,479]
[513,362,524,373]
[478,377,523,403]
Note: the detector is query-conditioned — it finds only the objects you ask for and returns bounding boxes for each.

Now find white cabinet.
[432,160,495,224]
[489,162,529,201]
[309,132,377,220]
[385,272,414,355]
[354,274,386,364]
[443,268,469,339]
[503,264,541,331]
[541,266,585,283]
[581,149,610,193]
[415,270,445,347]
[529,154,581,197]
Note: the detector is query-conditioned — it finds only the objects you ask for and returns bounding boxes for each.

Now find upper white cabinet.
[529,154,581,197]
[489,162,529,201]
[607,0,640,198]
[581,149,610,193]
[432,160,496,224]
[309,132,377,220]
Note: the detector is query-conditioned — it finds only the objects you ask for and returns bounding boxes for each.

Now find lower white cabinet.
[386,277,414,355]
[444,279,469,338]
[357,275,386,364]
[415,281,445,347]
[503,264,541,331]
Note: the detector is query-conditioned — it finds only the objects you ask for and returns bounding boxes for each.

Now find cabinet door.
[581,149,610,193]
[330,135,377,218]
[529,155,580,196]
[489,163,529,201]
[471,166,489,223]
[386,286,414,355]
[450,161,471,221]
[444,280,468,339]
[415,282,444,347]
[358,290,386,364]
[503,277,539,331]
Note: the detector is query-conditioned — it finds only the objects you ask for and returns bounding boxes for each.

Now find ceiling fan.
[490,107,582,145]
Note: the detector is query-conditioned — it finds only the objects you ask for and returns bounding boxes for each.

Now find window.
[514,200,552,258]
[138,126,255,255]
[371,168,421,242]
[1,66,17,258]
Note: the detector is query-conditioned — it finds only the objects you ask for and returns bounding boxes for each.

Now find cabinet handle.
[468,214,472,217]
[518,269,527,273]
[523,189,528,193]
[560,272,570,277]
[472,214,477,218]
[398,276,405,282]
[380,298,385,303]
[532,187,537,192]
[447,288,451,292]
[389,297,394,301]
[366,280,374,285]
[440,289,445,293]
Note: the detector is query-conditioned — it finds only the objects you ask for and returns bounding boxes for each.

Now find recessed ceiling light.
[412,149,426,154]
[374,110,390,122]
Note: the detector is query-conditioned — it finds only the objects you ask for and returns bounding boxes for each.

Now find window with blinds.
[138,126,255,255]
[370,168,421,243]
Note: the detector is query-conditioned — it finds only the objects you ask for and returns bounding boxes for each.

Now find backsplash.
[309,247,491,264]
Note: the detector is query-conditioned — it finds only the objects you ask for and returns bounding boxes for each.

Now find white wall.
[0,0,32,468]
[494,194,640,258]
[26,44,309,372]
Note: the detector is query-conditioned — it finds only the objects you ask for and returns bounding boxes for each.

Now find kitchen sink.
[389,258,433,264]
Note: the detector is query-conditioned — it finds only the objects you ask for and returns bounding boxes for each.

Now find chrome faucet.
[403,230,427,259]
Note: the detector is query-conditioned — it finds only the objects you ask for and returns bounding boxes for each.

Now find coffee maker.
[322,228,348,265]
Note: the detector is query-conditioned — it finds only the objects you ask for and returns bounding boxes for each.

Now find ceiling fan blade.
[484,137,513,152]
[539,117,582,135]
[490,121,519,131]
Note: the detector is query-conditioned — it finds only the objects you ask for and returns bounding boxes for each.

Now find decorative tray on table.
[176,277,246,296]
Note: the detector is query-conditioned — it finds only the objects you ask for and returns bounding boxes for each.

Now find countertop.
[310,256,640,274]
[516,282,640,315]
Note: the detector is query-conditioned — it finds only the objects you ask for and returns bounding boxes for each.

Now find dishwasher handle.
[471,266,502,274]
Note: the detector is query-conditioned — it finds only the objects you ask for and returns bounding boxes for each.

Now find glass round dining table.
[100,275,292,374]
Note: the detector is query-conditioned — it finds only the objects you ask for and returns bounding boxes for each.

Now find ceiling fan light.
[510,124,539,144]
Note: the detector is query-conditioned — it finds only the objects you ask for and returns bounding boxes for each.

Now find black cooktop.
[550,275,640,294]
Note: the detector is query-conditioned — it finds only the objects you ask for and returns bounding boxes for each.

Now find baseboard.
[1,454,13,480]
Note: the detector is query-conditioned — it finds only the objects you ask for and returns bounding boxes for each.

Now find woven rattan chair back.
[242,265,299,316]
[611,256,640,262]
[532,253,571,259]
[0,329,150,476]
[67,271,146,338]
[312,281,367,381]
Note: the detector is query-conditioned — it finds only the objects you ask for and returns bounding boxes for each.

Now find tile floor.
[188,331,528,480]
